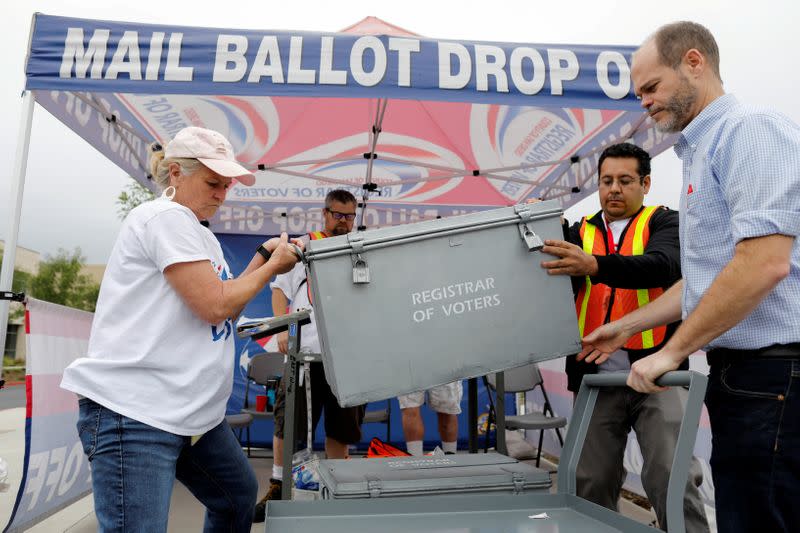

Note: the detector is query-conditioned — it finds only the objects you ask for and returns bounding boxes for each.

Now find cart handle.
[557,370,707,533]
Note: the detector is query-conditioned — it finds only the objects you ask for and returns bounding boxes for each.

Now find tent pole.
[0,90,35,381]
[358,99,388,230]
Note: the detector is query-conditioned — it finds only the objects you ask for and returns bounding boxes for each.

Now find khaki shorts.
[397,381,463,415]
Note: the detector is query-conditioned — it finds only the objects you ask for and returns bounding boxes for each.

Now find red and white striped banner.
[4,298,93,533]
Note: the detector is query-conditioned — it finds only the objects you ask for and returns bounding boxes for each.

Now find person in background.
[61,127,301,532]
[253,189,366,523]
[398,382,462,456]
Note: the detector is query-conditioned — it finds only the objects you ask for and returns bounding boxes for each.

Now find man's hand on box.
[541,239,598,277]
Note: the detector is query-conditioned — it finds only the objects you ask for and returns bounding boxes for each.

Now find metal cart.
[237,309,316,501]
[263,370,707,532]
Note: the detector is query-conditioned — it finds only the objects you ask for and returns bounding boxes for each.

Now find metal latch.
[512,472,526,494]
[366,476,382,498]
[518,223,544,252]
[513,203,534,221]
[348,233,370,284]
[514,204,544,251]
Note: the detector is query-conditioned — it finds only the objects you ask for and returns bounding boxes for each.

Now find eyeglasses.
[599,176,640,188]
[326,209,357,221]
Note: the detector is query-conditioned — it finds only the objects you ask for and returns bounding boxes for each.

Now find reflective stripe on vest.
[577,223,597,337]
[574,206,666,350]
[304,231,327,303]
[632,207,657,348]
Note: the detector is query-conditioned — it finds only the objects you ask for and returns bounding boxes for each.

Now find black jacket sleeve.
[562,219,584,295]
[563,218,581,244]
[590,207,681,289]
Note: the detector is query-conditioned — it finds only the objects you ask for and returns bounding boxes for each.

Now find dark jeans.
[77,398,258,532]
[705,358,800,533]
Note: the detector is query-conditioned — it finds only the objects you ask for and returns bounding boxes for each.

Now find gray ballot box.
[317,453,551,499]
[303,200,581,406]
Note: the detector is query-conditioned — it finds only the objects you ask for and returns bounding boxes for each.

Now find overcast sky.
[1,0,798,263]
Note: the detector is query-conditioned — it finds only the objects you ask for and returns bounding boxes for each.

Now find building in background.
[1,240,39,362]
[1,241,105,362]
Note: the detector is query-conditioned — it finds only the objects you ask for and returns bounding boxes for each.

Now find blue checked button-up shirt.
[675,94,800,350]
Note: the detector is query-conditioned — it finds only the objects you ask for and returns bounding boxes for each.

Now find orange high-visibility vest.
[575,206,666,350]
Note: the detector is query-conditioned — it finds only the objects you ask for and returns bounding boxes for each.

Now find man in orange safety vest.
[540,142,708,532]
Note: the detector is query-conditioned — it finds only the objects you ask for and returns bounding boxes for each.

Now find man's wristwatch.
[256,244,271,261]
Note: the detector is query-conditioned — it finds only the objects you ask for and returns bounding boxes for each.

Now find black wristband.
[256,244,271,262]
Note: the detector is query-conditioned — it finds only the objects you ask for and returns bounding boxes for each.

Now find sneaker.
[253,478,282,523]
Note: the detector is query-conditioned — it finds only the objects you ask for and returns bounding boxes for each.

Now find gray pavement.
[0,383,25,410]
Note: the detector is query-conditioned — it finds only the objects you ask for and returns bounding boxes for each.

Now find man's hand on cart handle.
[628,351,683,394]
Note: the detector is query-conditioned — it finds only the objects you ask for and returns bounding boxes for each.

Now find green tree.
[28,248,100,312]
[116,179,155,220]
[0,266,31,294]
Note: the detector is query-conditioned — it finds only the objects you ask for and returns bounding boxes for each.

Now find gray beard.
[655,78,698,133]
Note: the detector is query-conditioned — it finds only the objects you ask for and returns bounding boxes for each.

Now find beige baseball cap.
[164,127,256,186]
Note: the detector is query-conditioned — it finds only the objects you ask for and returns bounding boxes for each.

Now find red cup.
[255,395,268,412]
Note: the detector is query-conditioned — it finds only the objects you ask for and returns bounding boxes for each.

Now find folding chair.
[240,352,284,456]
[363,399,392,442]
[484,363,566,467]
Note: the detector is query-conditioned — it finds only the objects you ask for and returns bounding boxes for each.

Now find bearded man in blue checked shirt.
[579,21,800,533]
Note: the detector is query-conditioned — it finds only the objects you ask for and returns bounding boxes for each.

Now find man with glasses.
[253,190,365,522]
[540,143,708,532]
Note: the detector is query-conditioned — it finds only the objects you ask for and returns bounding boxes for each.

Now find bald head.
[647,21,722,82]
[631,22,725,133]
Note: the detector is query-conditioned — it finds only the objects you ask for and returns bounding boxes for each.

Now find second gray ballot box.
[303,200,581,406]
[317,453,551,499]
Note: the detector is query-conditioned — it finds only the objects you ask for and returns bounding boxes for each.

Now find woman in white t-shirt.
[61,127,300,532]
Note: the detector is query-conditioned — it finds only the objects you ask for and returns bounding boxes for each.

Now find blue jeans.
[77,398,258,532]
[705,358,800,533]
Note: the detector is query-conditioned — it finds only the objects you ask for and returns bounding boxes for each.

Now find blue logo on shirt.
[210,260,233,342]
[212,321,232,341]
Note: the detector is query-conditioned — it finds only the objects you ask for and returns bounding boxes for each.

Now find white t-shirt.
[270,262,319,353]
[598,217,632,374]
[61,199,235,436]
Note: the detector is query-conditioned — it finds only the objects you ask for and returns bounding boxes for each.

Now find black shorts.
[273,361,366,445]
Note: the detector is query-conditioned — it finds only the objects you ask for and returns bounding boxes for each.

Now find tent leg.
[0,91,35,381]
[357,98,388,230]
